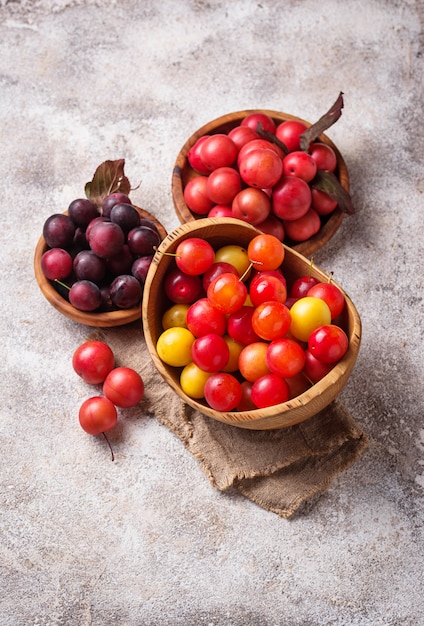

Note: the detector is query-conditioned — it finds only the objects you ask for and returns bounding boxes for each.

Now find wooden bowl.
[142,218,361,430]
[172,109,350,257]
[34,206,167,327]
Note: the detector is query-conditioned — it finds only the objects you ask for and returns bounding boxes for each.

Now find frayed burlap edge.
[154,400,369,518]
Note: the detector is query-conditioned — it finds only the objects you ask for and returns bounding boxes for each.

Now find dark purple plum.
[73,227,90,250]
[43,214,76,249]
[110,275,142,309]
[106,244,134,276]
[127,226,161,256]
[110,203,140,234]
[68,198,99,228]
[99,285,113,311]
[69,280,102,311]
[102,193,132,218]
[85,216,110,240]
[88,221,125,258]
[139,217,160,233]
[73,250,107,283]
[131,255,153,284]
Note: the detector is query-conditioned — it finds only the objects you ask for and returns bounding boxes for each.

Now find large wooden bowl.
[34,206,167,327]
[142,218,361,430]
[172,109,350,257]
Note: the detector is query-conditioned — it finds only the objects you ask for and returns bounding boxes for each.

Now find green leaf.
[311,169,355,215]
[255,122,289,155]
[85,159,131,207]
[299,92,344,151]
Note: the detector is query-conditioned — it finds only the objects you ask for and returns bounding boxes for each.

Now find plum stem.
[239,262,254,282]
[54,279,71,291]
[102,432,115,462]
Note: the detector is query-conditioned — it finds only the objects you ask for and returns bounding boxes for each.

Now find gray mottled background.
[1,1,423,625]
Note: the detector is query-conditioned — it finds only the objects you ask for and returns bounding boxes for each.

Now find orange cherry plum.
[251,301,291,341]
[247,233,285,271]
[238,341,271,382]
[207,272,248,315]
[266,337,306,379]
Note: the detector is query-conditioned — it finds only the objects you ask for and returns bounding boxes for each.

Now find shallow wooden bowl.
[34,206,167,327]
[172,109,350,257]
[142,218,361,430]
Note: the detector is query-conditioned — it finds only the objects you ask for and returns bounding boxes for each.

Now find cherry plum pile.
[72,340,144,460]
[155,233,349,413]
[184,111,343,244]
[41,193,162,312]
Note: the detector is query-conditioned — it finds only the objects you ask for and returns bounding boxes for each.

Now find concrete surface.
[1,1,423,625]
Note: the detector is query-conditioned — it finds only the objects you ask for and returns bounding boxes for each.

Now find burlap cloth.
[90,324,368,518]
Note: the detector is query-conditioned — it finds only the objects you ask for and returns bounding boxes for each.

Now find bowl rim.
[171,109,350,258]
[34,205,167,327]
[142,217,361,430]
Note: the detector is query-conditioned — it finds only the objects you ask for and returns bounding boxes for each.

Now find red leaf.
[300,92,344,151]
[311,169,355,215]
[85,159,131,207]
